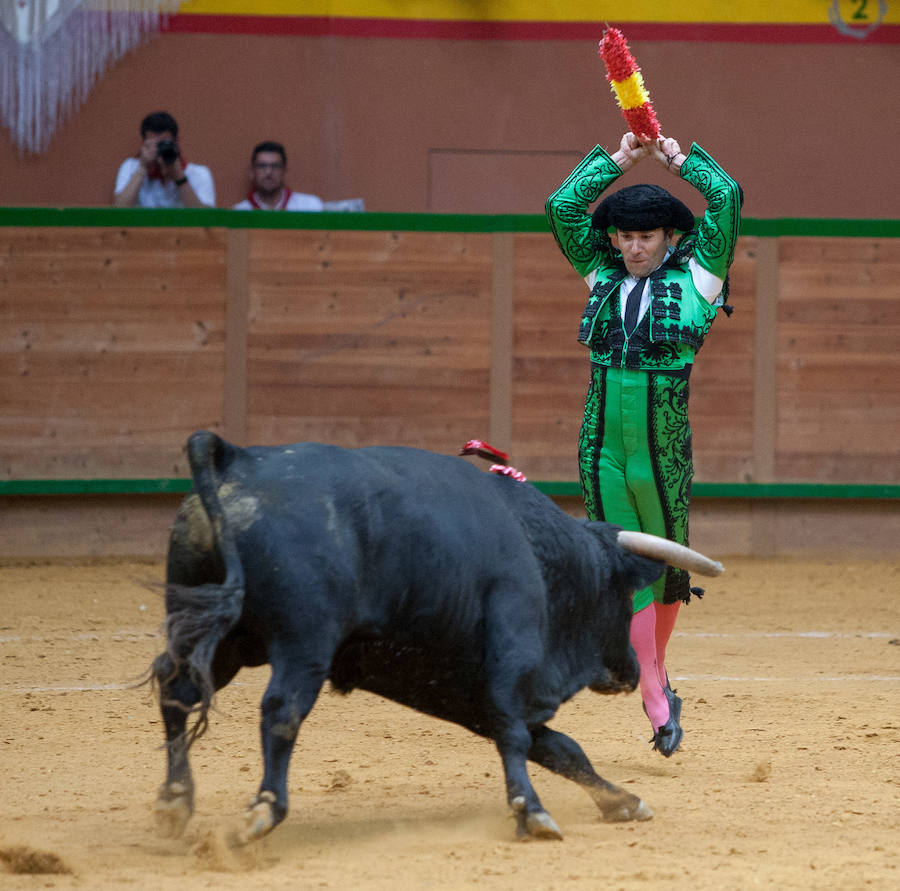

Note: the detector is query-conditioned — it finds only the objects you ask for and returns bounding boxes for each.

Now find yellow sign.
[176,1,897,27]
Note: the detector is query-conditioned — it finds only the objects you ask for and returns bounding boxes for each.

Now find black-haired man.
[546,132,742,757]
[232,141,323,211]
[114,111,215,208]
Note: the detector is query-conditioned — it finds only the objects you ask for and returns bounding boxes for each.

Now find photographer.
[113,111,215,208]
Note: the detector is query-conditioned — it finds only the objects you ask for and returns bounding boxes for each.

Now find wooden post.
[490,232,515,452]
[753,237,778,482]
[751,236,779,555]
[224,227,250,445]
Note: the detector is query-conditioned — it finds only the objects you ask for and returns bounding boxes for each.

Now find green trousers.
[579,365,693,610]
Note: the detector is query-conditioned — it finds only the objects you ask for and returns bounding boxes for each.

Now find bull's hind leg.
[231,659,327,846]
[528,725,653,823]
[152,643,244,839]
[153,653,201,839]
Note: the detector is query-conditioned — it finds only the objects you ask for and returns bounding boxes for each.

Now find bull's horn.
[617,530,724,577]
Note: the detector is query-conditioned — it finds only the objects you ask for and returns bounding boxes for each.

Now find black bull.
[151,431,722,843]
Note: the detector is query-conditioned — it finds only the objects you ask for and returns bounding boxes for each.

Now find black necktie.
[623,276,648,334]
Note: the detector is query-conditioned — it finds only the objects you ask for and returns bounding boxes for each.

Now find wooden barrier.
[1,210,898,558]
[2,224,227,478]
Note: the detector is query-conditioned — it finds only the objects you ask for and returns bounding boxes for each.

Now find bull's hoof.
[154,781,193,838]
[601,797,653,823]
[228,791,278,847]
[510,796,563,841]
[525,810,563,840]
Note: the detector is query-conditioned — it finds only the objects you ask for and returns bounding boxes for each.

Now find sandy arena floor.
[0,557,898,889]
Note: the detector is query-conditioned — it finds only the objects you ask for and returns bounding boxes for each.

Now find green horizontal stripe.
[693,482,900,499]
[533,481,900,500]
[0,207,897,237]
[0,479,193,495]
[1,479,897,499]
[0,207,548,232]
[737,218,900,238]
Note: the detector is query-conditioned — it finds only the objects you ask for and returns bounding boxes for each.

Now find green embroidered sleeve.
[545,146,623,278]
[679,143,742,279]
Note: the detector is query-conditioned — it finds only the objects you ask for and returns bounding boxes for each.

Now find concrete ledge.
[1,494,180,561]
[2,490,897,561]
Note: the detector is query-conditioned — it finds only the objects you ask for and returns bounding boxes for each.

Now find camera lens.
[157,140,178,164]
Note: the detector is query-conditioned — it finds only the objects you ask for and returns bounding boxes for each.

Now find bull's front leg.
[528,725,653,823]
[494,719,563,840]
[152,653,199,839]
[485,592,565,840]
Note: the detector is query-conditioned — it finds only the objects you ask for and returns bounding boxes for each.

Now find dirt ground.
[1,556,898,890]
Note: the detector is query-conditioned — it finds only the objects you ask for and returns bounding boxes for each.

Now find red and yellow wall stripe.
[167,1,899,42]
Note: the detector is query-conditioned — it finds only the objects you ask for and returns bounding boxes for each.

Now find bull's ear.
[584,520,666,594]
[622,553,667,594]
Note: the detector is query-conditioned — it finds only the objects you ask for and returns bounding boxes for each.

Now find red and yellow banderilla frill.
[598,27,660,143]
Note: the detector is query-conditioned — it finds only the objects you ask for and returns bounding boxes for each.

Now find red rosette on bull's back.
[460,440,526,481]
[599,27,661,143]
[460,439,509,464]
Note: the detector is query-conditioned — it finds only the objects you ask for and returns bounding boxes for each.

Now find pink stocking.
[653,602,681,688]
[630,605,668,729]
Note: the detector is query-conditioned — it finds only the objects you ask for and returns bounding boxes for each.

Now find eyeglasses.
[253,162,284,170]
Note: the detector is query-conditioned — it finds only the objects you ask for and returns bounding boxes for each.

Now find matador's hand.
[612,132,650,171]
[620,132,650,163]
[652,135,686,173]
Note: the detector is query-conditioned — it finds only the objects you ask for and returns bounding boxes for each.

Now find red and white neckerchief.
[247,188,293,210]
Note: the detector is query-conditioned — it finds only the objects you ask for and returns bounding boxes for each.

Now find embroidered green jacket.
[546,143,742,372]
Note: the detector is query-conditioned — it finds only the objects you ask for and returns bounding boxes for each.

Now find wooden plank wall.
[776,237,900,483]
[243,229,493,451]
[1,226,898,488]
[2,227,227,479]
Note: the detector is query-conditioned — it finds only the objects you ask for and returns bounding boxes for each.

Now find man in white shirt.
[114,111,215,208]
[232,141,323,211]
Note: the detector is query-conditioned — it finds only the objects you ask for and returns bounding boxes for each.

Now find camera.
[156,139,179,164]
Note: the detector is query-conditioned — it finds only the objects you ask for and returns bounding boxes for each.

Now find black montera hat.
[591,184,696,232]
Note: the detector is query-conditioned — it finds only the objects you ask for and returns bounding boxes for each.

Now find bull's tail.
[186,430,246,593]
[156,431,246,745]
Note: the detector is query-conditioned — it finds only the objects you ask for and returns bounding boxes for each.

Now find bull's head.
[589,663,640,695]
[589,530,724,695]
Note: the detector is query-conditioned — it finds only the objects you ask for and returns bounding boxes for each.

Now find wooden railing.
[2,208,898,490]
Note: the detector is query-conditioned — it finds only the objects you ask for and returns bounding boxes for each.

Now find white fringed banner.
[0,0,179,154]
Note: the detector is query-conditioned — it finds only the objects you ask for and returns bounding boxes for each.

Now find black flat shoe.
[642,698,684,757]
[650,713,683,757]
